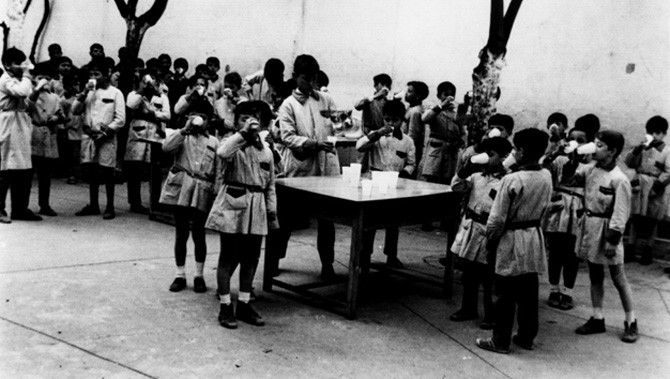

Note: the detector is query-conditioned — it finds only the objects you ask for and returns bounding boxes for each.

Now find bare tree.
[29,0,51,63]
[112,0,168,94]
[468,0,523,145]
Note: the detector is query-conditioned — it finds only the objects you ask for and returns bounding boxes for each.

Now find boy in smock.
[450,136,512,329]
[354,73,392,134]
[476,128,552,354]
[160,97,219,294]
[356,99,415,269]
[206,101,278,329]
[564,130,638,343]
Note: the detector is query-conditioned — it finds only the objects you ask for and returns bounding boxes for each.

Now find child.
[0,47,40,221]
[206,100,278,328]
[476,128,552,354]
[72,60,126,220]
[563,130,638,343]
[315,70,329,93]
[450,136,512,329]
[270,54,340,281]
[404,81,429,166]
[356,99,415,269]
[624,116,669,265]
[354,73,392,134]
[160,98,218,293]
[243,58,285,107]
[455,113,514,177]
[60,77,83,184]
[420,81,466,184]
[206,57,224,100]
[214,72,248,134]
[28,70,66,216]
[167,57,189,118]
[545,112,568,155]
[543,114,600,310]
[124,73,171,213]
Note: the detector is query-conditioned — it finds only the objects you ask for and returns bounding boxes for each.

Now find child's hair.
[195,63,208,74]
[488,113,514,135]
[513,128,549,161]
[174,58,188,70]
[188,96,214,117]
[90,43,103,52]
[2,47,27,66]
[235,100,273,128]
[293,54,320,77]
[437,81,456,98]
[87,58,110,75]
[135,58,145,69]
[57,56,73,66]
[547,112,568,127]
[373,73,392,88]
[206,56,220,67]
[224,72,242,89]
[264,58,285,80]
[146,58,158,69]
[645,116,668,134]
[480,136,513,158]
[574,114,600,142]
[105,57,116,69]
[48,43,61,55]
[597,130,625,157]
[158,53,171,63]
[382,99,406,120]
[188,74,207,88]
[316,70,329,88]
[407,81,429,101]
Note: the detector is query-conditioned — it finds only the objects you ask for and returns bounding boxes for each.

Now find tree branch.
[502,0,523,46]
[137,0,168,26]
[486,0,505,54]
[113,0,129,19]
[23,0,34,14]
[0,22,10,55]
[29,0,51,63]
[127,0,139,16]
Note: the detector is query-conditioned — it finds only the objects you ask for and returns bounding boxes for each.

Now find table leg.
[346,209,364,319]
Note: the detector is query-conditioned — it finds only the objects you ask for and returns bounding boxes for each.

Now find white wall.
[4,0,669,145]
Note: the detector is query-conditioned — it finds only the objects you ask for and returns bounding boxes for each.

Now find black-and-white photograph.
[0,0,669,377]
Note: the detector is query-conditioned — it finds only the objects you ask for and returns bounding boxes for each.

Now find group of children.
[1,44,667,344]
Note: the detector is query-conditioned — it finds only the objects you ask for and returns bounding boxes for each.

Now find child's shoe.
[0,210,11,224]
[621,320,639,343]
[575,317,606,335]
[169,277,187,292]
[475,338,509,354]
[386,256,405,269]
[558,294,574,310]
[450,309,478,322]
[236,301,265,326]
[39,206,58,217]
[512,334,534,350]
[193,276,207,293]
[547,291,561,308]
[102,208,116,220]
[75,205,100,216]
[218,303,237,329]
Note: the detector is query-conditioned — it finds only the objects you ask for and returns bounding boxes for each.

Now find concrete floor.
[1,179,670,378]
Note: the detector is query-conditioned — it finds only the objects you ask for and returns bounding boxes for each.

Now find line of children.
[356,99,416,269]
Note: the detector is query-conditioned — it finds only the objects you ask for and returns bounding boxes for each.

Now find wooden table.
[263,176,460,319]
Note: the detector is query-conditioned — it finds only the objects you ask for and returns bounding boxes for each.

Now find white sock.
[220,294,231,305]
[176,266,186,278]
[551,284,561,293]
[562,286,573,297]
[625,311,636,323]
[593,307,604,319]
[195,262,204,278]
[239,292,251,303]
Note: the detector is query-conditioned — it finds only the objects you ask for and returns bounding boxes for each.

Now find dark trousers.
[361,227,399,269]
[173,207,207,267]
[65,140,81,179]
[460,260,494,319]
[0,169,32,215]
[546,232,578,289]
[492,273,539,348]
[32,156,55,209]
[125,161,147,206]
[217,233,263,295]
[82,164,115,210]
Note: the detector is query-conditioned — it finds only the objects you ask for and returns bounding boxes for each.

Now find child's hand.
[604,242,617,259]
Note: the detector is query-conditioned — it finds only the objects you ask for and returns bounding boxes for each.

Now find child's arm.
[450,171,473,194]
[652,149,670,194]
[277,102,322,156]
[560,155,587,187]
[103,89,126,132]
[604,176,632,257]
[402,138,416,178]
[421,105,440,123]
[162,128,186,153]
[125,91,143,110]
[154,94,171,122]
[353,97,370,111]
[173,94,191,115]
[216,132,247,159]
[4,76,33,98]
[355,126,392,152]
[623,143,644,169]
[407,109,425,162]
[486,175,515,254]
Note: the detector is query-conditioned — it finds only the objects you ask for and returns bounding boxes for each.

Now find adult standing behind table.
[72,59,126,220]
[0,48,40,222]
[124,72,170,214]
[269,54,339,281]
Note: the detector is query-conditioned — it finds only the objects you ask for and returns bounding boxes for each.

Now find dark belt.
[465,208,489,224]
[554,187,584,199]
[428,133,448,141]
[224,181,265,193]
[584,209,612,218]
[506,219,542,230]
[171,164,214,183]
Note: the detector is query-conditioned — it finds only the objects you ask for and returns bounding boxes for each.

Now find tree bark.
[29,0,51,63]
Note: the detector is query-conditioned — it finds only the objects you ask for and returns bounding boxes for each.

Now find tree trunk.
[118,19,147,95]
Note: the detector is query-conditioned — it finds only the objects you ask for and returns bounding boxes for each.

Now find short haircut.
[188,74,207,87]
[195,63,208,73]
[235,100,273,128]
[292,54,320,77]
[264,58,285,77]
[57,56,72,66]
[597,130,625,157]
[480,136,513,158]
[158,53,171,63]
[188,96,214,117]
[2,47,27,66]
[574,114,600,142]
[90,43,103,51]
[87,58,109,74]
[48,43,61,54]
[437,81,456,97]
[645,116,668,134]
[513,128,549,161]
[488,113,514,134]
[105,56,116,68]
[407,81,429,101]
[373,73,392,88]
[174,58,188,69]
[382,99,406,120]
[547,112,568,127]
[224,71,242,88]
[206,56,220,66]
[135,58,145,68]
[316,70,329,88]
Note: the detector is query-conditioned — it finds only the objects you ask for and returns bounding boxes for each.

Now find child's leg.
[125,161,142,207]
[492,275,516,348]
[562,234,579,292]
[481,263,495,322]
[84,164,99,208]
[10,169,32,215]
[383,227,400,259]
[173,207,190,276]
[35,157,53,209]
[238,235,263,299]
[587,262,606,318]
[459,260,480,316]
[609,264,635,322]
[317,219,335,273]
[217,233,241,301]
[515,273,539,344]
[0,170,9,213]
[546,233,562,290]
[191,209,208,278]
[101,166,115,211]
